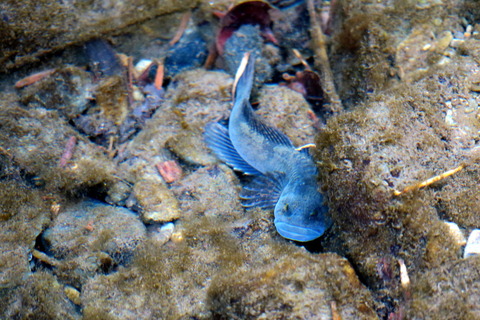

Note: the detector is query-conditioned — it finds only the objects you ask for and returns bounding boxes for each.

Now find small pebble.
[64,285,82,305]
[135,59,153,76]
[171,231,184,243]
[449,38,465,48]
[445,109,456,126]
[156,160,183,183]
[149,222,175,246]
[443,221,466,246]
[464,229,480,258]
[465,25,473,38]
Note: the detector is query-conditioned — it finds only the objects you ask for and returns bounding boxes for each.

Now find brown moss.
[330,0,463,105]
[0,93,116,194]
[0,0,198,72]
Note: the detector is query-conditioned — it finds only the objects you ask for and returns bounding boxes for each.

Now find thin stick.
[15,69,56,88]
[295,143,316,151]
[169,12,192,46]
[307,0,342,113]
[59,136,77,168]
[126,56,135,106]
[292,49,311,70]
[393,164,465,196]
[154,62,165,91]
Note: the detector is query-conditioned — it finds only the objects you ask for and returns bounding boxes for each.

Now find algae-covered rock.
[208,252,379,319]
[256,85,317,147]
[42,200,146,279]
[171,164,243,221]
[165,129,218,166]
[81,212,379,319]
[407,257,480,319]
[330,0,463,104]
[130,178,181,223]
[0,180,50,289]
[1,271,81,320]
[0,0,198,72]
[18,67,93,119]
[0,93,116,193]
[315,32,480,317]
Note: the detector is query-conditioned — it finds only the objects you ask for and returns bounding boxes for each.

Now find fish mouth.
[274,222,323,242]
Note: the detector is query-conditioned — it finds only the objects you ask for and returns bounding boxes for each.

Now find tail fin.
[232,52,255,104]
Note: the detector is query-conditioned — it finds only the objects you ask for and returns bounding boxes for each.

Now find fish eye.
[283,203,289,211]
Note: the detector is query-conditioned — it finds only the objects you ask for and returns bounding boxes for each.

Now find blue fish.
[205,53,331,242]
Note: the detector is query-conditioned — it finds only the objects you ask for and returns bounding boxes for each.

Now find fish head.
[273,184,331,242]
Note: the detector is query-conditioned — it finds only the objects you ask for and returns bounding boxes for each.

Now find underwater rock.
[208,252,379,319]
[85,39,123,78]
[43,200,146,266]
[329,0,463,105]
[117,69,234,198]
[148,222,175,246]
[129,178,181,223]
[407,257,480,319]
[0,180,50,289]
[164,29,208,78]
[105,180,132,206]
[1,271,81,320]
[256,85,317,146]
[272,0,311,52]
[315,38,480,316]
[223,24,273,84]
[165,129,218,166]
[0,95,116,193]
[171,165,243,221]
[0,0,198,72]
[18,66,93,119]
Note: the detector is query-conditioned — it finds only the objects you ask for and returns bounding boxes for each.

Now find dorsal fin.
[248,115,294,148]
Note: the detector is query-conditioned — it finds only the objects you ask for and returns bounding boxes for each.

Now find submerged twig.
[307,0,342,113]
[154,62,165,91]
[126,56,135,107]
[15,69,56,88]
[58,136,77,168]
[393,164,465,196]
[169,11,192,46]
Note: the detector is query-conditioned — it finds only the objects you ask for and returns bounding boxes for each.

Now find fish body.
[205,53,331,242]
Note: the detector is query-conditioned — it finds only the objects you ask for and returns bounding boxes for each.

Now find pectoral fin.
[240,172,286,209]
[204,122,261,175]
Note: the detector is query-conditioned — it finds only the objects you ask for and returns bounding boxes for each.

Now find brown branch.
[307,0,343,113]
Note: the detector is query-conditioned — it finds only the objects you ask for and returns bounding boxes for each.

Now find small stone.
[149,222,175,246]
[433,31,453,53]
[156,160,183,183]
[443,221,466,246]
[64,286,82,305]
[464,229,480,258]
[165,130,217,166]
[131,178,181,223]
[450,38,465,48]
[134,59,153,77]
[43,200,146,264]
[106,180,132,206]
[445,109,456,126]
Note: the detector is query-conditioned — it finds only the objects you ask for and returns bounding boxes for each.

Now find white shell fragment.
[464,229,480,258]
[443,221,466,246]
[135,59,153,75]
[150,222,175,246]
